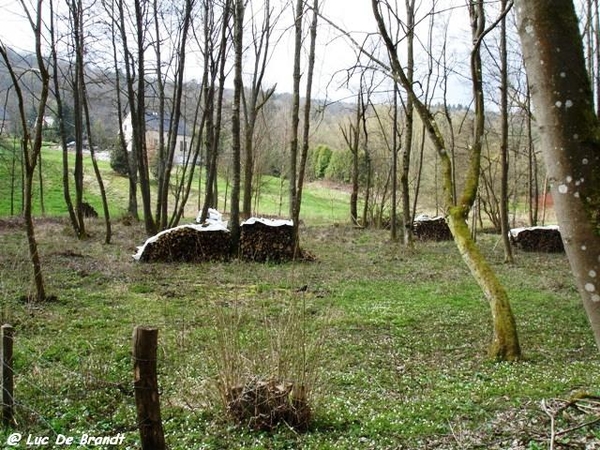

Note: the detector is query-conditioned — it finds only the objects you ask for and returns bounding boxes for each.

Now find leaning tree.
[371,0,521,360]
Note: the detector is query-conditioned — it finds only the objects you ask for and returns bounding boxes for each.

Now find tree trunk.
[24,167,46,302]
[50,5,80,236]
[82,83,112,244]
[360,96,371,228]
[288,0,303,219]
[70,0,86,239]
[517,0,600,350]
[200,0,230,223]
[391,81,399,241]
[293,0,318,249]
[0,1,50,302]
[347,97,361,226]
[106,0,138,220]
[230,0,244,252]
[133,0,156,236]
[499,0,513,263]
[401,0,415,245]
[526,83,538,226]
[242,0,275,219]
[447,212,520,359]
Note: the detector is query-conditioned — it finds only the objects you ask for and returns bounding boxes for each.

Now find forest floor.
[0,218,599,449]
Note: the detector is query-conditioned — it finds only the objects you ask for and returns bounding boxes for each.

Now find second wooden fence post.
[133,326,165,450]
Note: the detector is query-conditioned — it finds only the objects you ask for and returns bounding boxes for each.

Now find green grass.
[0,221,598,449]
[0,144,351,224]
[0,143,131,218]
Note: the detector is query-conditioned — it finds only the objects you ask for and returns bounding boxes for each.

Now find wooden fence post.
[133,326,165,450]
[2,324,14,427]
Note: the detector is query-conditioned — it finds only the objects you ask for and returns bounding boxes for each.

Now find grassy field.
[0,216,598,449]
[0,144,351,225]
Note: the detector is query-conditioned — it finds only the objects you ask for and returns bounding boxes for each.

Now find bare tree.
[517,0,600,350]
[391,80,400,240]
[55,0,112,243]
[400,0,416,245]
[498,0,513,262]
[49,1,81,237]
[340,90,363,226]
[103,0,139,220]
[525,83,540,226]
[154,0,195,230]
[0,0,51,302]
[199,0,232,224]
[113,0,155,234]
[290,0,319,248]
[242,0,279,219]
[132,0,155,235]
[230,0,245,251]
[288,0,303,220]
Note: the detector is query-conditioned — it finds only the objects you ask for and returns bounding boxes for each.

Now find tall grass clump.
[210,287,323,432]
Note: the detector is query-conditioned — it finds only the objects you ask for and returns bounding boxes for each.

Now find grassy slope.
[0,145,351,224]
[0,218,598,449]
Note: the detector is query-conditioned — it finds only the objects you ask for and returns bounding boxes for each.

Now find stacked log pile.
[510,226,564,253]
[240,218,297,262]
[133,224,231,262]
[412,215,453,241]
[226,378,311,431]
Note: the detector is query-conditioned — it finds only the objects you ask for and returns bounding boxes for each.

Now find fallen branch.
[540,393,600,449]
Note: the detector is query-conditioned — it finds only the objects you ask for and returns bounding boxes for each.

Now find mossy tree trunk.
[517,0,600,350]
[371,0,521,360]
[446,211,520,359]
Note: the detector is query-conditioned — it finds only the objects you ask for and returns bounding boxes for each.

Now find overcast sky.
[0,0,473,105]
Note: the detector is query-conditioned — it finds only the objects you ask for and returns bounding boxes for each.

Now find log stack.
[413,215,453,241]
[509,226,564,253]
[133,223,231,262]
[226,378,311,431]
[240,218,296,262]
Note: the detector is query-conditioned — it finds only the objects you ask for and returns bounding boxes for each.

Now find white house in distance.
[122,110,192,164]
